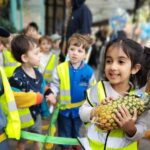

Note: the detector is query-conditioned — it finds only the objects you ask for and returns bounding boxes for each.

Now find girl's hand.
[101,97,113,105]
[46,93,57,105]
[114,105,137,137]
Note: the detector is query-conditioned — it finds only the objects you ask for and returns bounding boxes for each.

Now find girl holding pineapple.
[79,38,149,150]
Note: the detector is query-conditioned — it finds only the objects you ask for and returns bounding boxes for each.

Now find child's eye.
[78,49,83,53]
[70,48,74,51]
[106,59,112,64]
[118,60,125,64]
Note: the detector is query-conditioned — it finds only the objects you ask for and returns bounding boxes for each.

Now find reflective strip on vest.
[2,50,20,78]
[82,81,137,150]
[18,108,34,129]
[43,54,58,83]
[58,100,85,110]
[57,62,71,104]
[0,67,21,140]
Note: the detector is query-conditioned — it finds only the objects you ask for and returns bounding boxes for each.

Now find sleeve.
[13,91,43,108]
[44,85,53,96]
[125,110,149,141]
[88,74,97,88]
[79,100,93,122]
[50,68,60,96]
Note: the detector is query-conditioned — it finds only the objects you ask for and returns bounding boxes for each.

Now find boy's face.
[68,44,86,65]
[22,44,41,67]
[40,39,51,52]
[26,27,38,39]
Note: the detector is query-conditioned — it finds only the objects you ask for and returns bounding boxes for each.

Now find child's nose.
[110,62,117,70]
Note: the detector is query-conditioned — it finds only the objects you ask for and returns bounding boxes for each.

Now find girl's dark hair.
[142,46,150,86]
[11,34,38,63]
[104,38,145,88]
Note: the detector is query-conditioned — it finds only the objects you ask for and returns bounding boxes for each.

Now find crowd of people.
[1,0,150,150]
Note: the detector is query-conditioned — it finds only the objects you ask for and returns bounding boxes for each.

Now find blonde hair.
[68,33,93,52]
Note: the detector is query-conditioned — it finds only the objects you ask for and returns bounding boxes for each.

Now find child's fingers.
[120,105,131,118]
[101,97,113,105]
[132,108,137,122]
[113,115,121,127]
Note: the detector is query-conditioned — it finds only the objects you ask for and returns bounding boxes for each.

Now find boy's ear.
[21,54,28,63]
[131,64,141,75]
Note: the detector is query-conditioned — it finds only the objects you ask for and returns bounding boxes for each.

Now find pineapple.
[92,95,150,130]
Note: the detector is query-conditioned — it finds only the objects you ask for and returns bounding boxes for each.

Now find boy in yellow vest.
[47,33,96,150]
[0,27,45,150]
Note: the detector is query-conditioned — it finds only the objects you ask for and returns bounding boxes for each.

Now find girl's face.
[40,39,51,53]
[68,44,86,67]
[22,44,41,67]
[105,45,136,88]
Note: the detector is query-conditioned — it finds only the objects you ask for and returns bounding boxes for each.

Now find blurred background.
[0,0,150,45]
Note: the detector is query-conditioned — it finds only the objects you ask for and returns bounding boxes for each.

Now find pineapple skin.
[92,95,145,130]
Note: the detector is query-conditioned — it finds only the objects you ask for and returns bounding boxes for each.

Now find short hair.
[28,22,38,31]
[11,34,38,63]
[39,36,51,44]
[68,33,93,52]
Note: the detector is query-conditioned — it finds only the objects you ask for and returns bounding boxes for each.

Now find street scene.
[0,0,150,150]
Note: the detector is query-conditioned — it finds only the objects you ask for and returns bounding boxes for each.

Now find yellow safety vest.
[2,49,20,78]
[57,61,85,109]
[18,108,34,129]
[0,67,20,139]
[43,53,59,83]
[83,81,137,150]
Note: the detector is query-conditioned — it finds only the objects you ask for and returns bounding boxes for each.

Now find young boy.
[9,34,53,150]
[48,33,96,150]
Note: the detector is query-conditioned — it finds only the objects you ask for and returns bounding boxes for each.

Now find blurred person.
[39,35,61,84]
[63,0,92,54]
[0,35,20,78]
[0,27,21,150]
[50,33,65,63]
[25,22,41,41]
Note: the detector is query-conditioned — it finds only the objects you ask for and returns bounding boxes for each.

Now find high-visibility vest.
[0,67,21,139]
[11,87,34,129]
[2,49,20,78]
[57,61,85,108]
[80,81,137,150]
[43,53,59,83]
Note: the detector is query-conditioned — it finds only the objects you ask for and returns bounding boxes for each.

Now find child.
[25,22,41,41]
[0,27,21,150]
[9,35,53,150]
[47,33,96,150]
[39,35,60,84]
[0,35,20,77]
[79,38,149,150]
[50,33,65,63]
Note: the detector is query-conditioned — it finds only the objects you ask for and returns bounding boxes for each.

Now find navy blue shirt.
[66,4,92,39]
[9,66,43,120]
